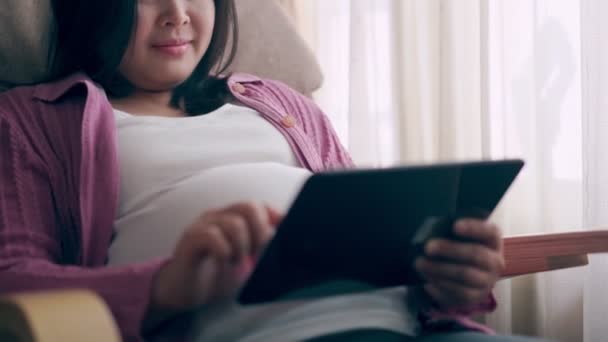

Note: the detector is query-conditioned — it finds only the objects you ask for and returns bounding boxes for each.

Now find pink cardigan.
[0,73,493,341]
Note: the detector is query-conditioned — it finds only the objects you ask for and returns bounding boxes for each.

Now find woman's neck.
[110,90,185,118]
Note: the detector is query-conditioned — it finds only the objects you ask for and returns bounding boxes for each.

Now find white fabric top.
[108,103,418,341]
[108,104,311,264]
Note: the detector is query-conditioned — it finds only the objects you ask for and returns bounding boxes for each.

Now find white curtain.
[582,1,608,341]
[291,0,608,341]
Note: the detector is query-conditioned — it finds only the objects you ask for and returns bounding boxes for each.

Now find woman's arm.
[0,258,166,341]
[0,115,167,341]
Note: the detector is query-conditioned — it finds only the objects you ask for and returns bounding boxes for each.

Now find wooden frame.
[502,230,608,277]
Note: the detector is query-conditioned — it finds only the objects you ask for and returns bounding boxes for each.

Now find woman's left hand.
[414,219,505,309]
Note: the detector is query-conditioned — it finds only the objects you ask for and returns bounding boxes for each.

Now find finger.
[265,205,284,227]
[415,257,495,289]
[216,213,251,261]
[195,257,225,302]
[423,283,463,308]
[424,281,489,308]
[180,224,232,264]
[424,239,502,272]
[453,219,502,250]
[228,203,275,253]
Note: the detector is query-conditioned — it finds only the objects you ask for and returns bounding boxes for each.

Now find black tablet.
[238,159,525,305]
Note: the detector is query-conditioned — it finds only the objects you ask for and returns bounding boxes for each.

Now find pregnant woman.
[0,0,545,341]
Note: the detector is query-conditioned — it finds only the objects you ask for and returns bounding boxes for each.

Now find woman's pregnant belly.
[108,162,312,265]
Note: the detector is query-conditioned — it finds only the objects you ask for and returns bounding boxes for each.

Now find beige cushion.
[0,0,323,95]
[0,1,54,89]
[227,0,323,95]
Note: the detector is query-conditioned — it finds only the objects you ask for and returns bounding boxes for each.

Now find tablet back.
[238,159,524,304]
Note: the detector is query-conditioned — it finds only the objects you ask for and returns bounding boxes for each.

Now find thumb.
[265,205,284,227]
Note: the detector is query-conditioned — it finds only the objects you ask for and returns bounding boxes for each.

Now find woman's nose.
[161,0,190,27]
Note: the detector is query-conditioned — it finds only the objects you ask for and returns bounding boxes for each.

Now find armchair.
[2,0,608,341]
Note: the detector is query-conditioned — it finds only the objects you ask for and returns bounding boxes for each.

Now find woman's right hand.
[147,202,283,317]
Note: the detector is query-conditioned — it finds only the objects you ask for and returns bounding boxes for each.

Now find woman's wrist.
[142,261,183,333]
[142,301,181,334]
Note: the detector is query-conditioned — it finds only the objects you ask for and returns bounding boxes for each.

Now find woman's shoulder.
[0,72,97,104]
[227,73,311,102]
[227,73,356,169]
[0,72,102,142]
[228,72,330,128]
[227,72,322,120]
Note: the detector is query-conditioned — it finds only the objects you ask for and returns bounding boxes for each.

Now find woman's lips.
[152,41,191,57]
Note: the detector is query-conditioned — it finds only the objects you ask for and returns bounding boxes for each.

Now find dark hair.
[50,0,238,115]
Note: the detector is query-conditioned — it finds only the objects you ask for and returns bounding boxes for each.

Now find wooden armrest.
[501,230,608,277]
[502,254,589,278]
[0,290,120,342]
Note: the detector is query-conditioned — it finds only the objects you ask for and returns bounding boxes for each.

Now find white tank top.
[108,103,312,264]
